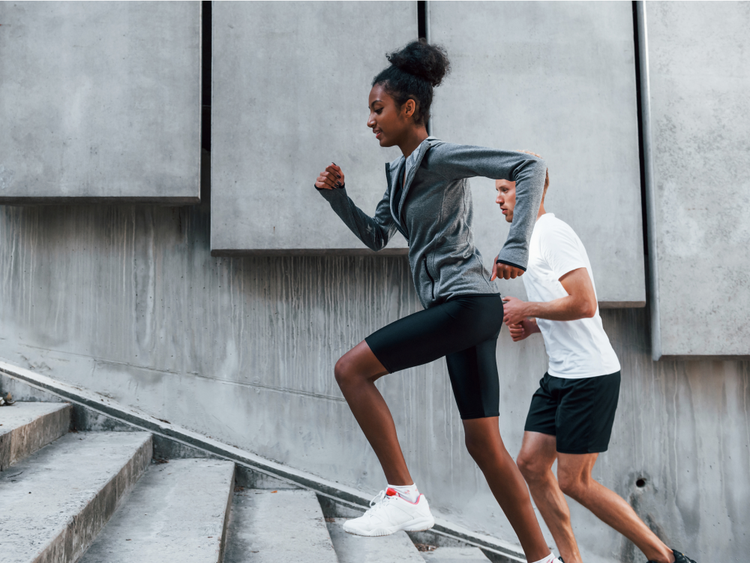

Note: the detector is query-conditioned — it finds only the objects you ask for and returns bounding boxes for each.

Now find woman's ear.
[402,98,417,119]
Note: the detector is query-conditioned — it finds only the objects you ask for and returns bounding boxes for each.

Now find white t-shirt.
[522,213,620,379]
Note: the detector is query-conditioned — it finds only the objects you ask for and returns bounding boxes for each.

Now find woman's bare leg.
[335,340,413,486]
[463,417,551,562]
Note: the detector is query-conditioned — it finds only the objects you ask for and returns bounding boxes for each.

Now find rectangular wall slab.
[0,2,201,203]
[211,2,413,255]
[429,2,646,306]
[639,2,750,358]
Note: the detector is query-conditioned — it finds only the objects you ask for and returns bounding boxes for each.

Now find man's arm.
[502,267,597,327]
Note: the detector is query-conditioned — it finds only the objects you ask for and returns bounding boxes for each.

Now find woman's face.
[367,83,413,148]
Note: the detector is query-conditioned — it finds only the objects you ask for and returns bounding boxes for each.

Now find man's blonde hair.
[520,150,549,199]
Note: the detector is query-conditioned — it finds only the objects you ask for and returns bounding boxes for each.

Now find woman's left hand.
[491,259,524,281]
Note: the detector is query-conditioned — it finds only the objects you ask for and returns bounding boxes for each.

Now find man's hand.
[502,295,530,326]
[507,318,539,342]
[491,258,524,281]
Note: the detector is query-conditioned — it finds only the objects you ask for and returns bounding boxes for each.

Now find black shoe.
[671,550,696,563]
[648,549,697,563]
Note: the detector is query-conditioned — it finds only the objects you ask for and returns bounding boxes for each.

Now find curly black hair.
[372,39,450,126]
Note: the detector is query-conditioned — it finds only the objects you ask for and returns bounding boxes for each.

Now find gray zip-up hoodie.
[318,137,546,309]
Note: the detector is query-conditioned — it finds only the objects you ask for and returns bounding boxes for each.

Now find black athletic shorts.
[365,293,504,420]
[524,371,621,454]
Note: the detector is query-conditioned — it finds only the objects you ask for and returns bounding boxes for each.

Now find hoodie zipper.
[423,255,435,300]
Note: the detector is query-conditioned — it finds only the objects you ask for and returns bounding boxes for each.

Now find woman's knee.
[334,348,380,389]
[463,424,506,468]
[334,355,356,388]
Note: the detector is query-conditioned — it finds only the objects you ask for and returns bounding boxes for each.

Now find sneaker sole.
[343,516,435,537]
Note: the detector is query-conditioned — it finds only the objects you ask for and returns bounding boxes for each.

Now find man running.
[496,161,696,563]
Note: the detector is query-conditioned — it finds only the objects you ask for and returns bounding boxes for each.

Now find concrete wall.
[0,197,746,563]
[0,2,201,203]
[429,1,645,307]
[639,2,750,358]
[210,1,412,254]
[1,2,749,562]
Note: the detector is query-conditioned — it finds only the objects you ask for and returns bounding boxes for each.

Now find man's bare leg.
[556,452,674,563]
[518,431,582,563]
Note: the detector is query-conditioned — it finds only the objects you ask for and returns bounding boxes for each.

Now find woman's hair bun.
[386,39,450,87]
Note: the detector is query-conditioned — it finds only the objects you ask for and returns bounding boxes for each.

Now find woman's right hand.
[315,163,345,190]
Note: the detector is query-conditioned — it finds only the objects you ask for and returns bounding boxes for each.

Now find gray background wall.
[0,198,747,562]
[0,2,201,203]
[640,2,750,358]
[1,2,749,562]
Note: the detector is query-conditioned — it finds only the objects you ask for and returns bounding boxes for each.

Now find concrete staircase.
[0,400,496,563]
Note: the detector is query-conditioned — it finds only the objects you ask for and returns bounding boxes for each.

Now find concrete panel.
[429,2,645,306]
[0,2,201,203]
[639,2,750,357]
[210,2,413,254]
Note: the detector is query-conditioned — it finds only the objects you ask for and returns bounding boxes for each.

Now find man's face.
[495,179,517,223]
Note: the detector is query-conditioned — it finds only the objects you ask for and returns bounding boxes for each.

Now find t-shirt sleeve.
[542,222,589,281]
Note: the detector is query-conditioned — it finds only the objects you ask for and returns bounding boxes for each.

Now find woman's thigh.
[365,294,504,375]
[446,336,501,419]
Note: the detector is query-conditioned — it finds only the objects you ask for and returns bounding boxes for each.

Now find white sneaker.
[343,488,435,537]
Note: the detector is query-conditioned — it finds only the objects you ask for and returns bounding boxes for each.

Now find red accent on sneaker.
[385,488,398,497]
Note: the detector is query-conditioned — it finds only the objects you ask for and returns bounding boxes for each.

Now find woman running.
[315,40,558,563]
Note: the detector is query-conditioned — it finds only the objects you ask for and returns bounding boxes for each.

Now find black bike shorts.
[365,293,504,420]
[524,371,621,454]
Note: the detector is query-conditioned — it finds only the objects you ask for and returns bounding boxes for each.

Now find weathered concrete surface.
[211,1,411,254]
[429,2,645,307]
[422,547,492,562]
[0,201,747,562]
[0,2,201,203]
[223,489,338,563]
[0,431,152,563]
[0,364,526,560]
[327,518,425,563]
[0,401,70,470]
[639,2,750,357]
[80,459,235,563]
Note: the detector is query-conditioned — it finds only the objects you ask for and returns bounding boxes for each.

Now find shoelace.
[366,490,395,515]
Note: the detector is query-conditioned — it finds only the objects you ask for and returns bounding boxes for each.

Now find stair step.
[0,431,152,563]
[422,546,493,562]
[79,458,235,563]
[327,518,425,562]
[0,402,71,470]
[224,489,337,563]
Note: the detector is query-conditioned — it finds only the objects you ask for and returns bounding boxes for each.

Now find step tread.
[0,431,152,563]
[0,402,71,469]
[327,518,425,563]
[422,546,493,562]
[224,489,337,563]
[79,459,235,563]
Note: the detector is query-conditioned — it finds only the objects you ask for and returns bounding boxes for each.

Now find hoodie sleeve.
[316,185,397,252]
[429,143,546,271]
